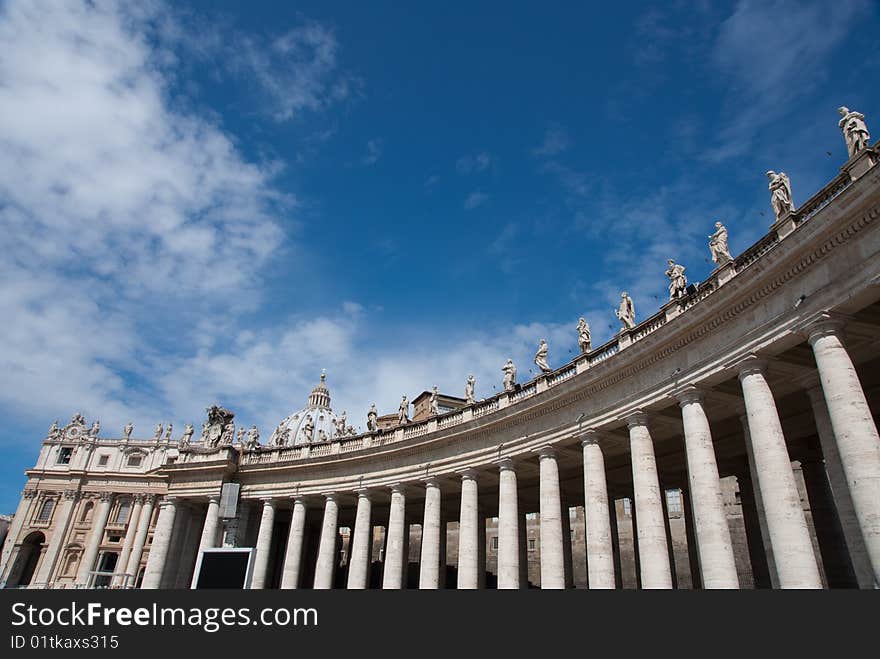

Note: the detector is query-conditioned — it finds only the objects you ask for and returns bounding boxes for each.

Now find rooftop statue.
[767,170,794,220]
[367,403,378,432]
[398,395,410,425]
[89,420,101,437]
[123,422,133,440]
[666,259,688,301]
[616,292,636,330]
[465,375,476,404]
[502,359,517,392]
[430,386,440,416]
[336,411,348,437]
[838,106,870,158]
[237,426,246,444]
[535,339,552,373]
[47,420,61,440]
[220,421,235,446]
[577,317,592,353]
[71,412,85,426]
[180,423,194,448]
[709,221,732,266]
[153,423,163,441]
[301,416,315,443]
[163,423,172,441]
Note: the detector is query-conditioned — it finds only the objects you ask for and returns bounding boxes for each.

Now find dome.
[268,371,345,446]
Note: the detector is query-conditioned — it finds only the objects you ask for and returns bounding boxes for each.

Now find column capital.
[22,488,38,499]
[532,444,557,460]
[457,467,479,481]
[494,457,516,472]
[354,487,372,499]
[800,312,847,346]
[290,494,308,507]
[420,476,442,489]
[259,497,277,508]
[159,496,179,508]
[578,428,604,445]
[671,384,704,406]
[206,495,221,505]
[98,491,114,502]
[63,489,79,501]
[320,492,338,502]
[625,410,649,428]
[388,483,408,495]
[734,354,768,380]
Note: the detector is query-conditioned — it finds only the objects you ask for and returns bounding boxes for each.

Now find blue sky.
[0,0,878,512]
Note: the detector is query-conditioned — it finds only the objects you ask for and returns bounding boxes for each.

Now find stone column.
[457,470,480,589]
[280,497,307,589]
[196,496,222,557]
[659,488,678,589]
[735,472,771,588]
[114,495,144,587]
[0,490,38,583]
[805,319,880,587]
[627,412,673,589]
[382,485,407,589]
[608,497,624,589]
[537,446,566,589]
[581,431,615,588]
[33,491,78,585]
[738,357,822,588]
[806,385,874,588]
[75,493,114,586]
[314,494,339,589]
[496,459,521,589]
[250,499,276,590]
[347,490,373,589]
[141,497,178,589]
[419,478,442,589]
[680,488,702,589]
[676,387,739,588]
[126,495,155,587]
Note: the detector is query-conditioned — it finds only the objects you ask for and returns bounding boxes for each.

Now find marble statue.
[502,359,517,392]
[577,318,592,353]
[318,429,328,442]
[220,421,235,445]
[337,411,348,437]
[666,260,688,300]
[465,375,476,404]
[245,425,260,448]
[47,420,60,440]
[398,396,409,425]
[200,421,209,443]
[535,339,552,373]
[367,403,378,432]
[237,426,245,444]
[153,423,163,441]
[616,292,636,330]
[181,423,194,447]
[163,423,173,441]
[709,221,732,265]
[123,422,133,440]
[89,420,101,437]
[271,423,285,447]
[430,386,440,416]
[302,416,315,443]
[767,170,794,220]
[71,412,85,426]
[346,425,356,436]
[838,106,870,158]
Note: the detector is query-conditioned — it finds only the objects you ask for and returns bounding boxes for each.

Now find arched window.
[79,501,94,523]
[115,499,132,525]
[36,499,55,522]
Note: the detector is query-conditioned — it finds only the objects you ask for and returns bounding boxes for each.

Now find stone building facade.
[1,123,879,590]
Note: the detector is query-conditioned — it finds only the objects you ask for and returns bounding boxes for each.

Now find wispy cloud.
[464,190,489,209]
[456,151,494,174]
[362,138,383,165]
[533,124,570,157]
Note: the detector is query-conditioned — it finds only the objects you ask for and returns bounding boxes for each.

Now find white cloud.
[464,190,489,209]
[533,124,570,157]
[456,151,494,174]
[362,138,383,165]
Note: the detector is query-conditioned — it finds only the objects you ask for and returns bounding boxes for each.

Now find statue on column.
[220,420,235,446]
[398,395,410,425]
[708,221,732,265]
[766,170,794,220]
[367,403,378,432]
[838,106,870,158]
[180,423,194,448]
[502,359,517,392]
[47,420,61,440]
[153,423,163,441]
[336,411,348,437]
[122,422,133,441]
[89,420,101,437]
[245,425,260,450]
[163,423,173,442]
[577,317,592,353]
[236,426,246,444]
[71,412,85,426]
[666,259,688,300]
[615,292,636,330]
[465,375,476,404]
[430,386,440,416]
[535,339,552,373]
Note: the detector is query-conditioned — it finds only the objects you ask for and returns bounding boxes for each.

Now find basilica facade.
[1,112,879,590]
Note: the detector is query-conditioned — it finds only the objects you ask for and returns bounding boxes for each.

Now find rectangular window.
[492,537,498,549]
[36,499,55,522]
[666,489,682,514]
[115,499,132,525]
[528,538,536,551]
[57,447,73,465]
[623,498,632,516]
[127,455,142,467]
[97,455,109,466]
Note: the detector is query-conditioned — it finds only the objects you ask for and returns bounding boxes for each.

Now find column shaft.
[457,472,479,589]
[538,448,566,589]
[419,480,442,589]
[582,435,615,588]
[141,498,177,589]
[347,491,372,589]
[280,498,307,589]
[114,497,143,587]
[126,496,155,587]
[197,496,222,557]
[739,359,822,588]
[251,500,276,589]
[497,460,521,589]
[314,495,339,589]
